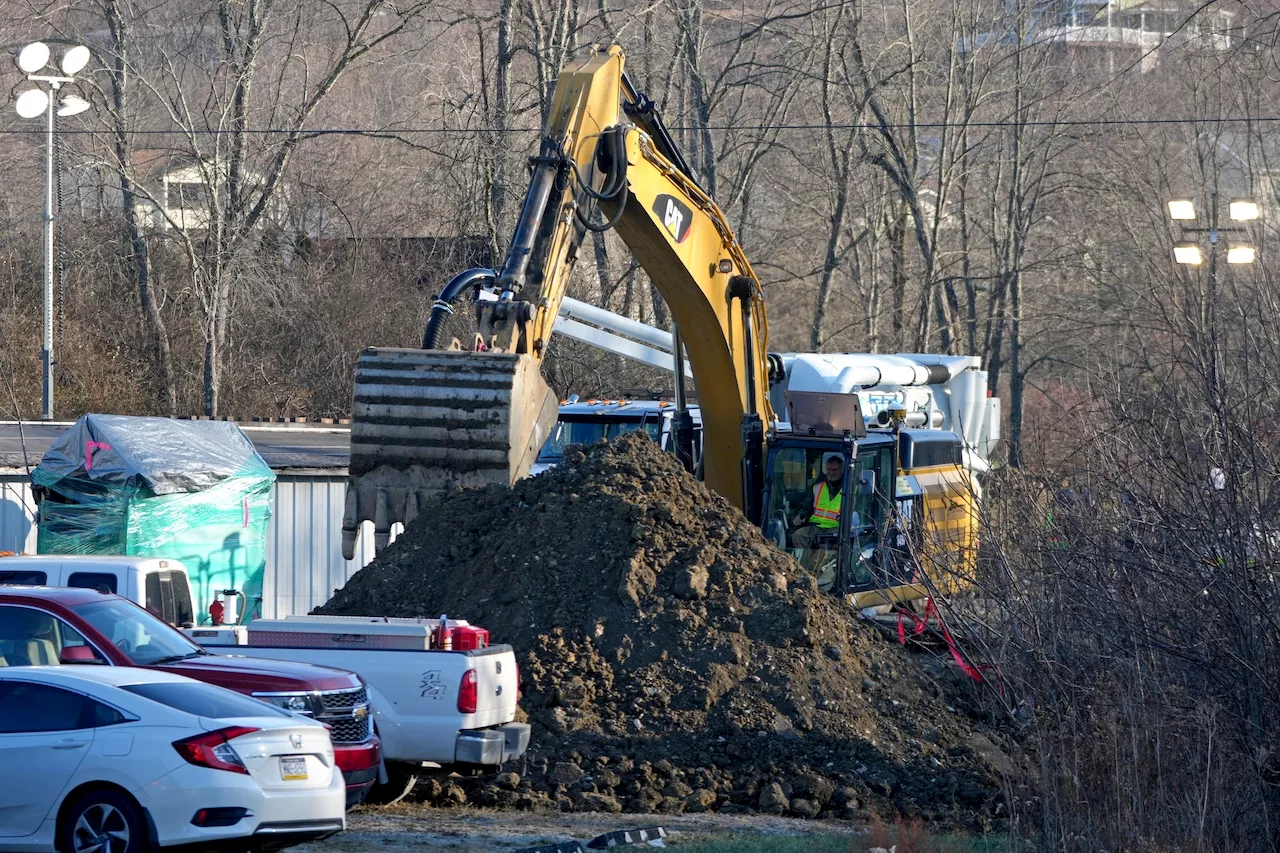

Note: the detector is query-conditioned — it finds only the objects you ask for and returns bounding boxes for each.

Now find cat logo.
[652,194,693,244]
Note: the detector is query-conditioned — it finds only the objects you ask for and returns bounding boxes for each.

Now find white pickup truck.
[188,615,527,801]
[0,554,529,803]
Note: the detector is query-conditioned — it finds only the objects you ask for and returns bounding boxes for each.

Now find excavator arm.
[594,108,775,513]
[342,45,773,558]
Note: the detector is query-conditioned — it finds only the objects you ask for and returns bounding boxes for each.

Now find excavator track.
[341,347,558,558]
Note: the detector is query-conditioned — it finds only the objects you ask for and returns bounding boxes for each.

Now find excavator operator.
[786,454,847,591]
[791,453,846,544]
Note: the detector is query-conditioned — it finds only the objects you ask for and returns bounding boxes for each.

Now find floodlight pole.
[41,79,56,420]
[16,43,89,421]
[28,69,77,421]
[1173,192,1234,401]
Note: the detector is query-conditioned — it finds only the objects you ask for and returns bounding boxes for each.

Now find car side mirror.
[60,645,102,665]
[858,471,875,496]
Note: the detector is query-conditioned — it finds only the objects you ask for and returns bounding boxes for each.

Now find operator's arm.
[793,482,821,527]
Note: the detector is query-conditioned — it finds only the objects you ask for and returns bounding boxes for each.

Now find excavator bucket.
[340,348,558,559]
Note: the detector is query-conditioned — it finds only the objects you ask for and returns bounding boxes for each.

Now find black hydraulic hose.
[422,126,629,350]
[421,267,496,350]
[574,128,629,232]
[496,139,562,295]
[577,190,627,233]
[573,128,628,202]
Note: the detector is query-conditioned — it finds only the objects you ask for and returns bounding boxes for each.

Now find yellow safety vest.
[808,481,842,529]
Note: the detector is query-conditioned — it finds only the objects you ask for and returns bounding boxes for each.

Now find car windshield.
[537,417,661,462]
[121,681,291,719]
[71,598,203,666]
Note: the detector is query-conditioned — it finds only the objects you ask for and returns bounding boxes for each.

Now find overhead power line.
[1,115,1278,137]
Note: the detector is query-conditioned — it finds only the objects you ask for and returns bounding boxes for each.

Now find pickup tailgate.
[462,647,520,725]
[204,643,521,764]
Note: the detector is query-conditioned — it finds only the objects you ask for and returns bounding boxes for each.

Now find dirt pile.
[318,434,1027,827]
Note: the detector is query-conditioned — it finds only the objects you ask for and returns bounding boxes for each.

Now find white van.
[0,555,196,627]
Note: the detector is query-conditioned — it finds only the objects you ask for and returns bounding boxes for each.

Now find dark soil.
[317,434,1030,828]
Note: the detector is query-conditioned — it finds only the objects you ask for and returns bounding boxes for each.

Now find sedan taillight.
[458,669,478,714]
[173,726,259,774]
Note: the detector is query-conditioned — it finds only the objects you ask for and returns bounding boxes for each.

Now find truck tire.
[58,788,145,853]
[364,762,420,806]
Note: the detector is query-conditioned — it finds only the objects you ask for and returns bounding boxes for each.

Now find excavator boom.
[343,45,773,558]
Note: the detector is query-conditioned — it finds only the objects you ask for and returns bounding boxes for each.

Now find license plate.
[280,757,308,780]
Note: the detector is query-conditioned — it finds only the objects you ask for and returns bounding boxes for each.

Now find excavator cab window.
[763,446,856,592]
[842,447,894,591]
[763,442,899,594]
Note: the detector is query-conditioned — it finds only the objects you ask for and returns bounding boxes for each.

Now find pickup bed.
[187,616,530,800]
[0,586,382,806]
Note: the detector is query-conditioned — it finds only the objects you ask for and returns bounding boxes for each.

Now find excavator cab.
[761,435,896,594]
[760,442,847,591]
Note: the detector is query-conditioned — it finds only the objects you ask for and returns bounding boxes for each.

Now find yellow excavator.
[340,46,997,609]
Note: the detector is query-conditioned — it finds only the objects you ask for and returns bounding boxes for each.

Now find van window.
[145,571,195,628]
[66,572,118,594]
[537,417,661,464]
[0,570,47,586]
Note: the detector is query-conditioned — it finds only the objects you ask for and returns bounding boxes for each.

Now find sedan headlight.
[253,693,316,715]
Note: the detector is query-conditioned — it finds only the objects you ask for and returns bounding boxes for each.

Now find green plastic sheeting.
[33,415,275,624]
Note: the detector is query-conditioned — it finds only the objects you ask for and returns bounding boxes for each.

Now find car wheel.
[58,789,144,853]
[363,762,419,806]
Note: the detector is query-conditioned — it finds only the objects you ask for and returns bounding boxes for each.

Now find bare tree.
[83,0,432,415]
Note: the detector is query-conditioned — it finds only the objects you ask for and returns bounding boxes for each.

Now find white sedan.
[0,666,345,853]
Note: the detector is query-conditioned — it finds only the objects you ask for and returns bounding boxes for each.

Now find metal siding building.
[261,474,380,619]
[0,423,389,619]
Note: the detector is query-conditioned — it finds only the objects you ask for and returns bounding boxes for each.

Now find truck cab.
[532,398,703,475]
[0,555,195,627]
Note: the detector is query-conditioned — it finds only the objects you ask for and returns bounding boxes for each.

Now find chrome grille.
[326,714,373,744]
[316,686,373,744]
[319,686,368,712]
